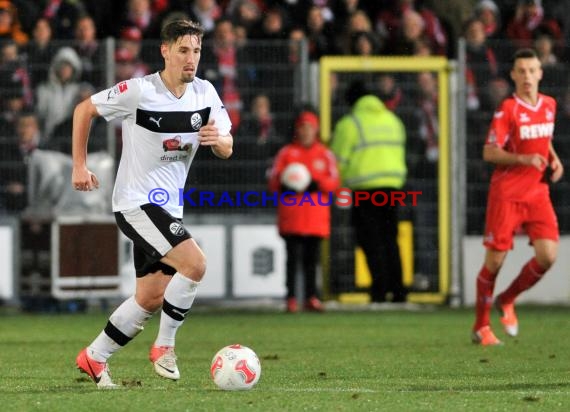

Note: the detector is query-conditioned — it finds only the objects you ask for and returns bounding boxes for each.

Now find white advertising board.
[232,225,286,297]
[0,226,14,300]
[190,225,226,298]
[118,225,227,299]
[462,236,570,305]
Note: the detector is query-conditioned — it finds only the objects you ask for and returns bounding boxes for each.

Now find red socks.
[500,257,546,304]
[474,258,547,331]
[473,265,497,331]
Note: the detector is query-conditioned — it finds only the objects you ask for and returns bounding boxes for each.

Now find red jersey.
[485,93,556,201]
[268,140,339,237]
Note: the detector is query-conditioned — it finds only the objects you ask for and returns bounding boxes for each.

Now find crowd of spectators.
[1,0,570,218]
[0,0,570,301]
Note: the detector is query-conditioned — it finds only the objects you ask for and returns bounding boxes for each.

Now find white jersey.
[91,72,232,218]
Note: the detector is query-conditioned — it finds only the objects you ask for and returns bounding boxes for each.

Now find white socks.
[154,272,200,347]
[89,296,153,362]
[87,273,199,362]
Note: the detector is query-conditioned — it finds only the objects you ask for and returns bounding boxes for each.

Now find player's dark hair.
[161,20,204,45]
[512,48,538,63]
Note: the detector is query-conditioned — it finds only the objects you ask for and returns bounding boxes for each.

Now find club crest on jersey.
[169,222,186,236]
[313,159,325,172]
[191,113,203,131]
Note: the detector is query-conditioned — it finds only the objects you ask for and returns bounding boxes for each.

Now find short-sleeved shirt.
[485,93,556,201]
[91,72,232,218]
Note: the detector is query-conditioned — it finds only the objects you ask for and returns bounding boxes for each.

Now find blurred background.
[1,0,570,312]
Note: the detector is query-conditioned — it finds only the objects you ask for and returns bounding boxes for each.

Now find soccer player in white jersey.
[72,20,233,388]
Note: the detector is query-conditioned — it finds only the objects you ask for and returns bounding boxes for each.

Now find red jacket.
[268,140,339,237]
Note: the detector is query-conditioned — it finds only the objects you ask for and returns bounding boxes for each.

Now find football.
[210,344,261,390]
[280,162,311,192]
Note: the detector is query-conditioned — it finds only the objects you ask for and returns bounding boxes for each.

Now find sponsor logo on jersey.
[162,135,192,152]
[150,116,162,127]
[136,107,211,133]
[520,122,554,139]
[160,153,189,162]
[519,112,530,123]
[107,81,129,101]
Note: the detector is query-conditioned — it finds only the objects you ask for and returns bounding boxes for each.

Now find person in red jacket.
[268,110,339,312]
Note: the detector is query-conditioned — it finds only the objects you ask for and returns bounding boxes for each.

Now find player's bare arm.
[483,144,547,171]
[71,98,100,191]
[549,142,564,183]
[198,118,233,159]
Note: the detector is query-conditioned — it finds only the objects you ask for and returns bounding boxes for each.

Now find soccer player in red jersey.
[472,48,564,345]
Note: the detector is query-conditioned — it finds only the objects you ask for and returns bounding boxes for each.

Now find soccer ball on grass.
[210,344,261,390]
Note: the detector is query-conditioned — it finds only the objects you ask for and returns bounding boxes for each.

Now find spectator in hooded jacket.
[268,110,339,313]
[35,46,83,139]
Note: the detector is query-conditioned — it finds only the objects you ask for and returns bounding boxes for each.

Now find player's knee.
[135,293,163,312]
[484,248,507,273]
[536,252,556,271]
[485,257,504,274]
[178,255,207,282]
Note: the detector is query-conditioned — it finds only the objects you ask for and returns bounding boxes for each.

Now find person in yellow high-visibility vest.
[330,80,408,303]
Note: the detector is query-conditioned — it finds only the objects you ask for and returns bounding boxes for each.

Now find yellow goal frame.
[319,56,451,304]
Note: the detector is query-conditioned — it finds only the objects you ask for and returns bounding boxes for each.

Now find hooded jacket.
[36,47,83,138]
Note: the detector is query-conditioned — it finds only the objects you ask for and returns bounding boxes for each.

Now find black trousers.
[352,189,408,302]
[282,235,321,300]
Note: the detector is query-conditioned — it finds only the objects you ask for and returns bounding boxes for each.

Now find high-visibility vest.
[330,95,407,190]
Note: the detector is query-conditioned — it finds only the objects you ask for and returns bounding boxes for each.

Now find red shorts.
[483,196,559,251]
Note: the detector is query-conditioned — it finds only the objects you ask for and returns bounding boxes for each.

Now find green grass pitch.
[1,306,569,411]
